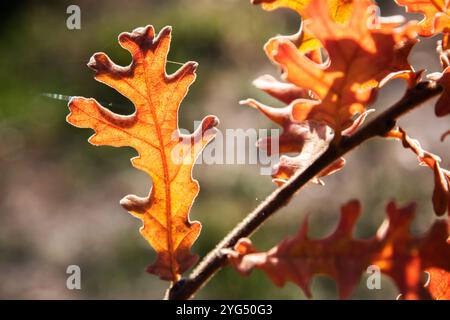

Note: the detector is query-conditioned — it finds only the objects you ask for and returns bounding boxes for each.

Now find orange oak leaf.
[242,76,372,186]
[394,0,450,36]
[387,127,450,216]
[265,0,418,132]
[224,200,450,299]
[242,74,373,186]
[66,25,219,281]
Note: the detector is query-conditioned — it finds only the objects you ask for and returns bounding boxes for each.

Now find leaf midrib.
[140,53,178,281]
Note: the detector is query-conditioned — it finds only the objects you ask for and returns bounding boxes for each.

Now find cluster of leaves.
[66,0,450,299]
[228,0,449,299]
[224,201,449,299]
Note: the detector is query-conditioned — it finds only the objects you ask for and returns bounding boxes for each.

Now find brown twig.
[165,81,442,300]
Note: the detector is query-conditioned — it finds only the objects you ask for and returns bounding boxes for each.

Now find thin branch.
[166,81,442,300]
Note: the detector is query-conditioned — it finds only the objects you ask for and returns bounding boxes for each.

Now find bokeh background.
[0,0,448,299]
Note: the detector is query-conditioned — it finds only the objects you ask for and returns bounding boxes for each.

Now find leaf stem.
[165,81,442,300]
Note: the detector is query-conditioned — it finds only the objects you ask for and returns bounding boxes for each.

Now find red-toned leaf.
[241,96,372,186]
[224,200,450,299]
[66,26,219,281]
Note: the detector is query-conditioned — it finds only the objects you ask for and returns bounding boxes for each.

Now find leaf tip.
[87,52,113,74]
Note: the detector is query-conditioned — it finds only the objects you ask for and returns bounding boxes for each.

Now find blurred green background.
[0,0,448,299]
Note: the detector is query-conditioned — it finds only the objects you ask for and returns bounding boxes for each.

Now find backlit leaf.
[265,0,418,132]
[67,26,219,281]
[224,200,450,299]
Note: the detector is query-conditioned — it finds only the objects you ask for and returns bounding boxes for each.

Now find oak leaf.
[243,59,373,186]
[265,0,418,132]
[224,200,450,299]
[67,25,219,281]
[245,0,417,187]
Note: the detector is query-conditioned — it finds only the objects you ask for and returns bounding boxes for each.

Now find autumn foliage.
[224,201,450,300]
[67,26,218,281]
[66,0,450,299]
